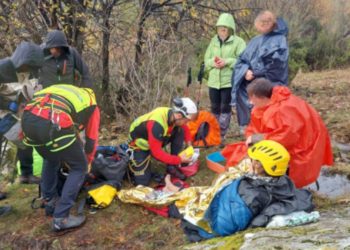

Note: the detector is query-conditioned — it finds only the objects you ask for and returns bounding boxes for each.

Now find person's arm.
[224,37,247,68]
[181,124,192,145]
[71,48,93,88]
[84,106,100,163]
[147,121,182,165]
[204,40,217,70]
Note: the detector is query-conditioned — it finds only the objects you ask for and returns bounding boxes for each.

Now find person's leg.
[219,88,232,139]
[209,87,221,121]
[18,147,40,184]
[236,81,252,129]
[129,150,152,186]
[53,140,87,219]
[34,147,61,216]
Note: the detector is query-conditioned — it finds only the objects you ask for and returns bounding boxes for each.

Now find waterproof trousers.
[22,111,87,218]
[129,126,184,186]
[209,87,232,138]
[235,81,252,127]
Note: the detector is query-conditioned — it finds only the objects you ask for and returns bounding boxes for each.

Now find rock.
[240,206,350,250]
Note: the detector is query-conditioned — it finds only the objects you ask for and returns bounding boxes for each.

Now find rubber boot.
[52,215,86,232]
[219,112,232,138]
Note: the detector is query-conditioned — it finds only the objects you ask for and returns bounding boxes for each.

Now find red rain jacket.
[224,86,333,188]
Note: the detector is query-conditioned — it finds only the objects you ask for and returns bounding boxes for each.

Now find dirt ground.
[1,68,350,249]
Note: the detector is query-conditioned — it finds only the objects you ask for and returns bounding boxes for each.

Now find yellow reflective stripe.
[49,137,77,152]
[134,138,149,150]
[45,134,76,146]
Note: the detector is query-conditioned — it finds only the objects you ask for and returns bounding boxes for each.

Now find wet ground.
[306,167,350,199]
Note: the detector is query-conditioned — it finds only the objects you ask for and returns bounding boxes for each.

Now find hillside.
[1,68,350,249]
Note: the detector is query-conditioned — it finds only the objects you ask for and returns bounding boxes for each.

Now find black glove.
[84,137,95,154]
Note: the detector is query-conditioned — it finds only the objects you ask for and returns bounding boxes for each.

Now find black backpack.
[90,146,129,189]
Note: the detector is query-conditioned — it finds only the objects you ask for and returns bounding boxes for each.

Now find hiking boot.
[0,192,7,200]
[20,175,41,184]
[0,205,11,217]
[166,165,186,181]
[44,197,59,216]
[52,215,86,232]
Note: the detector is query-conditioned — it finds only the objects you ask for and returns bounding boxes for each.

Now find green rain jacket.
[204,13,246,89]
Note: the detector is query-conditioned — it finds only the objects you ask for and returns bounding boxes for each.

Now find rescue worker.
[39,30,93,88]
[21,84,100,231]
[128,97,198,186]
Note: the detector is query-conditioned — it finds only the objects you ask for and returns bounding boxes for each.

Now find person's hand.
[216,58,226,68]
[180,154,192,164]
[8,101,19,113]
[245,135,252,146]
[245,70,254,81]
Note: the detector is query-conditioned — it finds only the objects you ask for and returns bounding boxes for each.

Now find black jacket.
[238,175,314,227]
[0,42,43,109]
[39,30,93,88]
[0,42,43,84]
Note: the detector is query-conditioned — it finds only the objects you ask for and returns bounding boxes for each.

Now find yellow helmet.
[247,140,290,176]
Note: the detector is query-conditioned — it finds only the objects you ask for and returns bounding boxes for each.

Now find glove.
[8,101,19,113]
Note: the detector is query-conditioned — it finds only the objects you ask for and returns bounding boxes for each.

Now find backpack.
[90,145,129,189]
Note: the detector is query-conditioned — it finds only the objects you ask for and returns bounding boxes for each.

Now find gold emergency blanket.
[117,159,251,232]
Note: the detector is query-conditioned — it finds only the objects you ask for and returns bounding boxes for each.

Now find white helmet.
[173,97,198,119]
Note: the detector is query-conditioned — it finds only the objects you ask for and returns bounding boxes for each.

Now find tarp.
[223,86,333,188]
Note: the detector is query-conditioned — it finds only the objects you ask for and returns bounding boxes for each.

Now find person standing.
[39,30,92,88]
[0,41,44,185]
[21,84,100,231]
[204,13,246,144]
[231,10,289,134]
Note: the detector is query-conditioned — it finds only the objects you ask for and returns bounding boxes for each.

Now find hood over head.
[271,18,289,37]
[44,30,69,49]
[216,13,236,33]
[10,41,44,74]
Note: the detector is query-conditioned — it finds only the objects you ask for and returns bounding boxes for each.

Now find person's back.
[39,30,92,88]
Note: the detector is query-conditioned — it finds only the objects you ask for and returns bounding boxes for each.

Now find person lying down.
[117,140,314,239]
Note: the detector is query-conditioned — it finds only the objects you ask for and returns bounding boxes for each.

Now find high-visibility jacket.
[129,107,170,151]
[129,107,191,165]
[23,84,100,163]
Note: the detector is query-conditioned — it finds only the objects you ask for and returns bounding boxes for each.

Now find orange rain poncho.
[223,86,333,188]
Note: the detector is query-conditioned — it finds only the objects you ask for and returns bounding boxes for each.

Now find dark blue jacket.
[231,18,289,106]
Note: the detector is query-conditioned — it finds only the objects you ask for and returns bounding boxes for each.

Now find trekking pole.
[196,62,205,107]
[184,67,192,97]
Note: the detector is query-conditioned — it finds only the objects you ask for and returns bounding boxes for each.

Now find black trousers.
[22,111,87,218]
[130,126,184,186]
[209,87,232,114]
[17,147,33,176]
